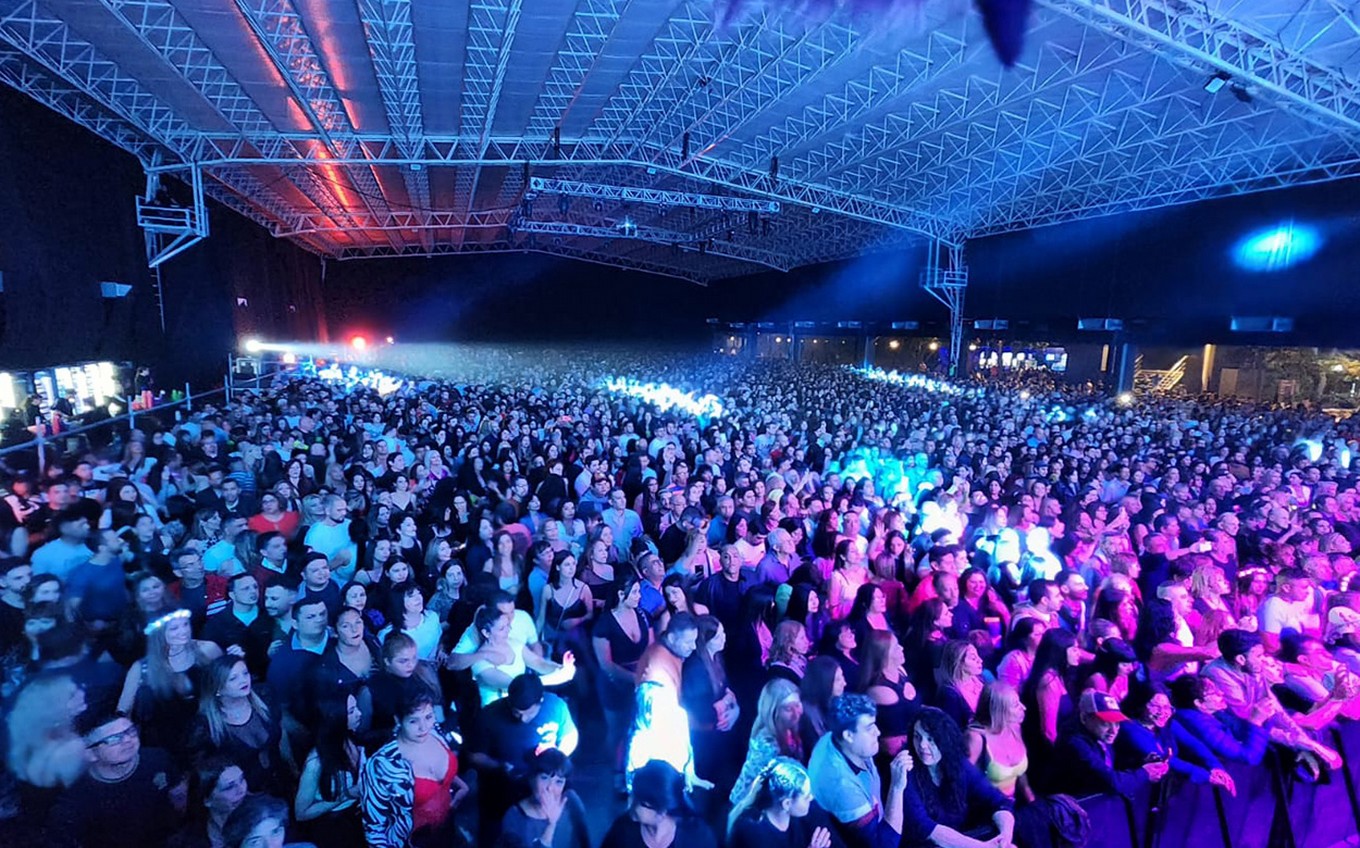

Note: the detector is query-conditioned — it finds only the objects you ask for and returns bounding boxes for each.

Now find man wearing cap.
[1050,691,1167,798]
[468,672,579,845]
[29,506,91,580]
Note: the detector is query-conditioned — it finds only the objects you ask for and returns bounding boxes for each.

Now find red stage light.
[350,335,368,351]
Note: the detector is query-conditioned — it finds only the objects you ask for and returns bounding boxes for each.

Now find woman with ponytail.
[727,757,841,848]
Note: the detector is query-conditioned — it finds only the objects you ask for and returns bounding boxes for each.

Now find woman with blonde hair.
[966,683,1033,801]
[729,679,806,804]
[117,607,223,751]
[6,672,88,791]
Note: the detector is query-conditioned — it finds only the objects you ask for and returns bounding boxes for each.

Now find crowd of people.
[1,350,1358,848]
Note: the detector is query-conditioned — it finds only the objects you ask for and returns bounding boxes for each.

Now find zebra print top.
[360,739,415,848]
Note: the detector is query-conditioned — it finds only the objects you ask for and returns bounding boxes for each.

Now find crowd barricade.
[1077,725,1360,848]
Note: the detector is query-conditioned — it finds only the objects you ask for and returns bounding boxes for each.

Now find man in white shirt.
[303,495,357,583]
[1258,568,1320,654]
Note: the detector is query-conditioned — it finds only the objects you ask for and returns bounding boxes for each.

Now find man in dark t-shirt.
[469,673,579,844]
[0,559,31,653]
[49,711,183,848]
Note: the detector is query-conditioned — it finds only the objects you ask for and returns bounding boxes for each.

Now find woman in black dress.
[600,760,716,848]
[592,577,652,775]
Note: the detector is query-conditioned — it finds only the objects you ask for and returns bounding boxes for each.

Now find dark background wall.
[0,85,325,384]
[4,76,1360,376]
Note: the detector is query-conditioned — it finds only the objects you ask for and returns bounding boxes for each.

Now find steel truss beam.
[1040,0,1360,133]
[357,0,432,249]
[0,0,197,157]
[457,0,523,247]
[233,0,397,246]
[332,239,709,284]
[151,135,936,237]
[522,0,627,138]
[528,177,780,213]
[512,219,791,272]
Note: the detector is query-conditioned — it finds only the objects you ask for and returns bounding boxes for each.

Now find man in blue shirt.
[808,694,911,848]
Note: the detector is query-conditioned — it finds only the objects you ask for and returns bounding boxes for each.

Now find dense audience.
[1,351,1359,848]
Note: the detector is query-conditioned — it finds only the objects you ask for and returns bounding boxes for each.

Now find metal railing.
[0,368,274,469]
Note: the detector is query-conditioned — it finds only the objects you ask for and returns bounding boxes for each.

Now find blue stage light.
[1233,222,1321,271]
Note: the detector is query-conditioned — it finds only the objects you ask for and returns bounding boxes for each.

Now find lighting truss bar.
[1039,0,1360,133]
[528,177,780,213]
[275,209,512,238]
[149,135,935,237]
[331,240,707,284]
[512,219,790,272]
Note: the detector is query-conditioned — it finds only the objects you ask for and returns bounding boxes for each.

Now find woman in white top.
[826,539,870,621]
[379,584,442,660]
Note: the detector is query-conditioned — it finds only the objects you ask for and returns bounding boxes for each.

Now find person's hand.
[226,644,246,658]
[561,651,575,668]
[1248,698,1276,726]
[1209,769,1236,796]
[889,749,914,785]
[267,639,283,656]
[686,773,715,792]
[538,781,566,824]
[808,826,832,848]
[1143,761,1170,782]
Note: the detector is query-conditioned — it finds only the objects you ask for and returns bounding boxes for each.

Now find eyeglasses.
[88,725,138,748]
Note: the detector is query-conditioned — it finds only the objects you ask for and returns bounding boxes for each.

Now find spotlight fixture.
[1230,84,1252,103]
[244,338,262,353]
[928,340,940,351]
[1204,72,1230,93]
[889,340,900,350]
[618,216,638,237]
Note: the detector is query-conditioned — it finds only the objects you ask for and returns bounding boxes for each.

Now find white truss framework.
[528,177,780,213]
[0,0,1357,282]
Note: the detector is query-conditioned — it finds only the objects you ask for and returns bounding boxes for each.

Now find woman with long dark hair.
[295,692,366,847]
[860,630,920,756]
[681,615,740,788]
[1020,628,1080,783]
[901,708,1016,848]
[994,617,1046,691]
[797,655,846,752]
[905,598,953,703]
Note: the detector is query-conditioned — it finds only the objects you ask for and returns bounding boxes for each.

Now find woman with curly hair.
[902,707,1016,848]
[766,620,811,685]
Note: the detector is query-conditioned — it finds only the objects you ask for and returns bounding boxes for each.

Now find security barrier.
[1078,723,1360,848]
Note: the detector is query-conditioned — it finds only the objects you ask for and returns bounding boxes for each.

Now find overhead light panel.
[1204,72,1230,93]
